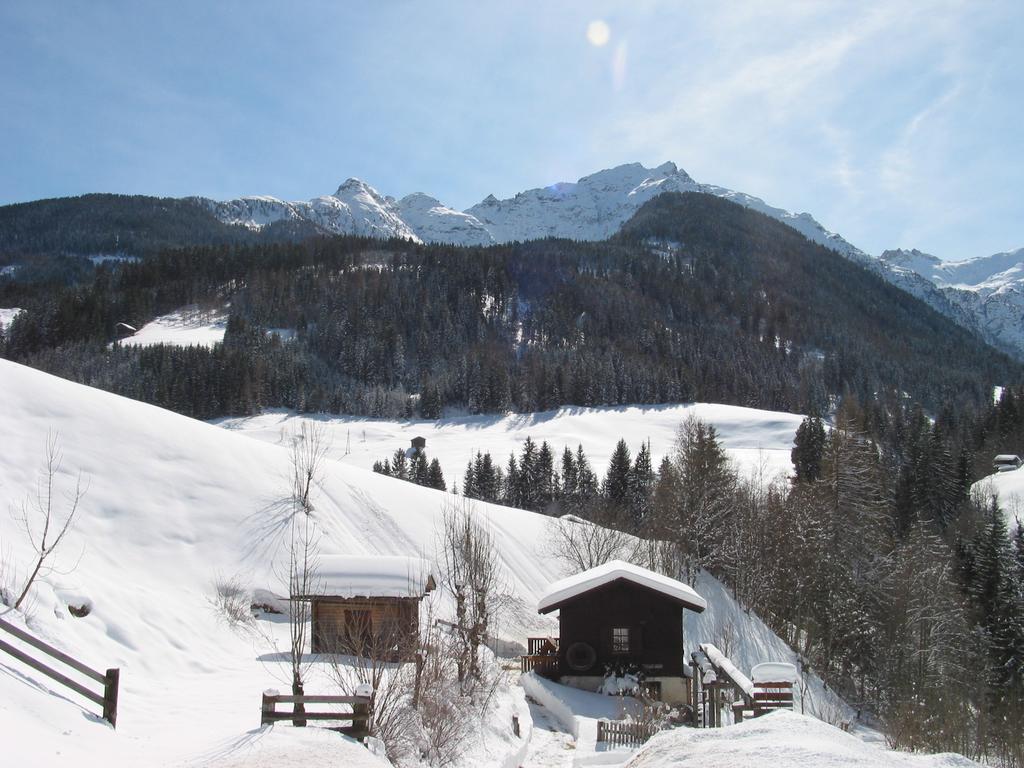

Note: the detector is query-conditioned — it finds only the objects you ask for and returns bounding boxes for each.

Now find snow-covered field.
[974,469,1024,525]
[119,305,228,348]
[0,359,954,766]
[0,306,23,331]
[217,402,806,493]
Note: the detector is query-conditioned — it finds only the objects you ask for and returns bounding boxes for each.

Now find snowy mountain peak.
[333,177,377,198]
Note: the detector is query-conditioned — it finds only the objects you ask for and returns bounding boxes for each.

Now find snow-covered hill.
[215,402,805,496]
[0,360,852,766]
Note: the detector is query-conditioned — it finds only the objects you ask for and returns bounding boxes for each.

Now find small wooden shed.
[411,436,427,451]
[537,560,706,705]
[302,555,435,660]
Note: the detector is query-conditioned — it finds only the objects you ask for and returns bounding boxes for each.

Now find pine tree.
[604,438,632,510]
[427,458,446,491]
[791,415,827,484]
[391,448,408,480]
[628,440,655,530]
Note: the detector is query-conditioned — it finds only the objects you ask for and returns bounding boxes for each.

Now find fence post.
[261,691,277,727]
[102,668,120,728]
[352,683,373,739]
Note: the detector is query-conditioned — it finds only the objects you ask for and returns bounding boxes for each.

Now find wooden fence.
[0,616,119,727]
[596,719,658,748]
[260,691,372,738]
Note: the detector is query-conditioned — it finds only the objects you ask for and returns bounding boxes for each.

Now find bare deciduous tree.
[285,505,320,726]
[9,432,87,610]
[438,497,504,685]
[290,422,330,515]
[543,511,633,574]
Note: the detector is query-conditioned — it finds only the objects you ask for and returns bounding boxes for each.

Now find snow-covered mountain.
[879,247,1024,357]
[194,163,1023,357]
[195,178,420,242]
[198,161,864,258]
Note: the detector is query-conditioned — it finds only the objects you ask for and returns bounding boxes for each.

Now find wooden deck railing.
[752,682,794,716]
[0,615,120,727]
[596,719,658,747]
[527,636,558,655]
[520,654,559,675]
[260,691,372,738]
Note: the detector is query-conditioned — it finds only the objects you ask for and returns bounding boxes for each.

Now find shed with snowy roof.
[300,555,435,660]
[535,560,705,705]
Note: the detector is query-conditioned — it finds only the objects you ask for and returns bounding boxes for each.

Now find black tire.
[565,641,597,672]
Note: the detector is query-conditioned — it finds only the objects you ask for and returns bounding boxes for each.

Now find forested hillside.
[2,193,1017,427]
[0,193,321,262]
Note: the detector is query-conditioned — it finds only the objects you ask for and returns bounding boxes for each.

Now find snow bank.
[539,560,706,613]
[521,672,641,742]
[624,710,979,768]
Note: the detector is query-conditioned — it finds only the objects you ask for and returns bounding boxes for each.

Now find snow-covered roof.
[311,555,435,599]
[537,560,706,614]
[994,454,1021,462]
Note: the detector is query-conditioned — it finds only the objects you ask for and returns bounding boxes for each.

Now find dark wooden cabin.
[537,560,706,704]
[300,555,435,660]
[410,436,427,451]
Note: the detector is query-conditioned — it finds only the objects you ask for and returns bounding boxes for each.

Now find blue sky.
[1,1,1021,260]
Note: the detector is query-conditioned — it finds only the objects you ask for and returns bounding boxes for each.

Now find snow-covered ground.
[119,305,228,348]
[216,402,805,493]
[973,469,1024,525]
[0,306,24,331]
[0,359,946,766]
[624,710,977,768]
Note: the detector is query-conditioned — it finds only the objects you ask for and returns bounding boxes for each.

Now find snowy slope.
[119,305,228,348]
[973,469,1024,525]
[0,306,23,331]
[396,193,494,246]
[216,402,805,494]
[0,360,855,766]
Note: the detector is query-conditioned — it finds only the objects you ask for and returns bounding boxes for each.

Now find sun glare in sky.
[586,19,611,47]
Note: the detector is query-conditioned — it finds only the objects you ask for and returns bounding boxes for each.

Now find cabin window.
[612,627,630,653]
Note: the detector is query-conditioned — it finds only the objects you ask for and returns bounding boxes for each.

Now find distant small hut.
[115,322,137,339]
[301,555,435,660]
[535,560,706,705]
[994,454,1022,472]
[411,436,427,452]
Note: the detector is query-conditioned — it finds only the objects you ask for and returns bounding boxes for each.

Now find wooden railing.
[596,719,658,747]
[0,616,120,728]
[527,636,558,655]
[260,691,372,738]
[520,654,559,675]
[752,682,794,716]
